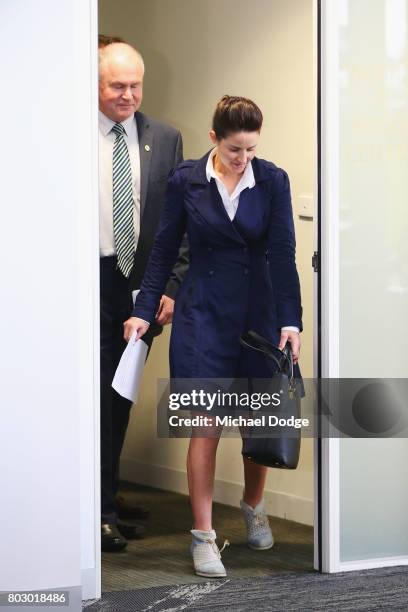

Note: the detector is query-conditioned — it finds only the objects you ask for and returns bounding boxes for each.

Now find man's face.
[99,47,144,123]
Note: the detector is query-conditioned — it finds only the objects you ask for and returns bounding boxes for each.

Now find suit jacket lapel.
[136,112,153,221]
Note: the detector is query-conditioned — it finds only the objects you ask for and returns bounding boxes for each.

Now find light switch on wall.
[296,194,314,219]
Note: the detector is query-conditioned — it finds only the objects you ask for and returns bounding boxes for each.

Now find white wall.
[0,0,98,601]
[99,0,315,525]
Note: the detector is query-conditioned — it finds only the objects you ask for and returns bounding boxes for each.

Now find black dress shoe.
[101,523,127,552]
[116,494,150,520]
[117,520,146,540]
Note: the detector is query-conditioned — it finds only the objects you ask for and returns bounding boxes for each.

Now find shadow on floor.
[102,483,314,592]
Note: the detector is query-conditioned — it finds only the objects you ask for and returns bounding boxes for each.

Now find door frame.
[80,0,101,601]
[84,0,323,599]
[317,0,341,573]
[83,0,408,600]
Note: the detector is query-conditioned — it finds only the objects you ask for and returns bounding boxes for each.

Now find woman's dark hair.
[212,95,263,139]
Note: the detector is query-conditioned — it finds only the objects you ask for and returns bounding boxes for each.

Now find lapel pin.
[144,144,150,152]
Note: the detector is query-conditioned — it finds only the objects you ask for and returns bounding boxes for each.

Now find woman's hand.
[123,317,150,342]
[279,330,301,365]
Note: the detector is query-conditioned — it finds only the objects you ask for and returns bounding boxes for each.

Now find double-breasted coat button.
[209,270,214,276]
[243,268,249,275]
[207,246,213,252]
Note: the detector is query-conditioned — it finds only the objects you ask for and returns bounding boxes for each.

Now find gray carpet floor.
[101,483,313,591]
[86,485,408,610]
[84,566,408,611]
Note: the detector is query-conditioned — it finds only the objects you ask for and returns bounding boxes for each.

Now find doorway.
[97,0,318,594]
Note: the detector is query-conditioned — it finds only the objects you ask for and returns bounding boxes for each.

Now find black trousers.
[100,256,157,522]
[100,256,134,523]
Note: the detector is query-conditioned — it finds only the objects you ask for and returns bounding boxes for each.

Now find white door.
[318,0,408,572]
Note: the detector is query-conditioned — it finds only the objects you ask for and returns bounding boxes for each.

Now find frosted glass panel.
[338,0,408,562]
[340,439,408,560]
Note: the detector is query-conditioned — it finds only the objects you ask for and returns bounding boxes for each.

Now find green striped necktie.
[112,122,134,278]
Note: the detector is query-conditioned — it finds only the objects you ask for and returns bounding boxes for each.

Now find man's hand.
[279,330,301,364]
[155,295,175,326]
[123,317,150,342]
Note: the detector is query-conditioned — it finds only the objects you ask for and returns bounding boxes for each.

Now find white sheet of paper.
[112,289,147,402]
[112,332,148,402]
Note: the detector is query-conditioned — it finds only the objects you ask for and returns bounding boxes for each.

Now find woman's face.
[210,130,260,175]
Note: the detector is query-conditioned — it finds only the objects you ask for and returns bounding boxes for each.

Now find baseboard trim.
[120,458,313,526]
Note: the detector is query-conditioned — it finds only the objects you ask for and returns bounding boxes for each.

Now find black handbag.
[239,330,302,469]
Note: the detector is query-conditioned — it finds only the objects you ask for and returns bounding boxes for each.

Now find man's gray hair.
[98,34,145,73]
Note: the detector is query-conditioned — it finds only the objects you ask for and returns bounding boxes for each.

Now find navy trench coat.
[133,152,302,379]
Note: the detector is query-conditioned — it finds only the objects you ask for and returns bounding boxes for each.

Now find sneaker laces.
[203,537,230,559]
[249,512,269,536]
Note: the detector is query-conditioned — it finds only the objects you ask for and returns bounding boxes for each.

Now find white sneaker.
[240,499,274,550]
[190,529,229,577]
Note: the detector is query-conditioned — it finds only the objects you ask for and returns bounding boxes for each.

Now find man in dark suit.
[98,35,186,551]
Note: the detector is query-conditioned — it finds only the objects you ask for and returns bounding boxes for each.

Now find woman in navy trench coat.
[124,96,302,578]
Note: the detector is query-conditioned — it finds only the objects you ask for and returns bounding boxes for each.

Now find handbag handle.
[239,330,293,378]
